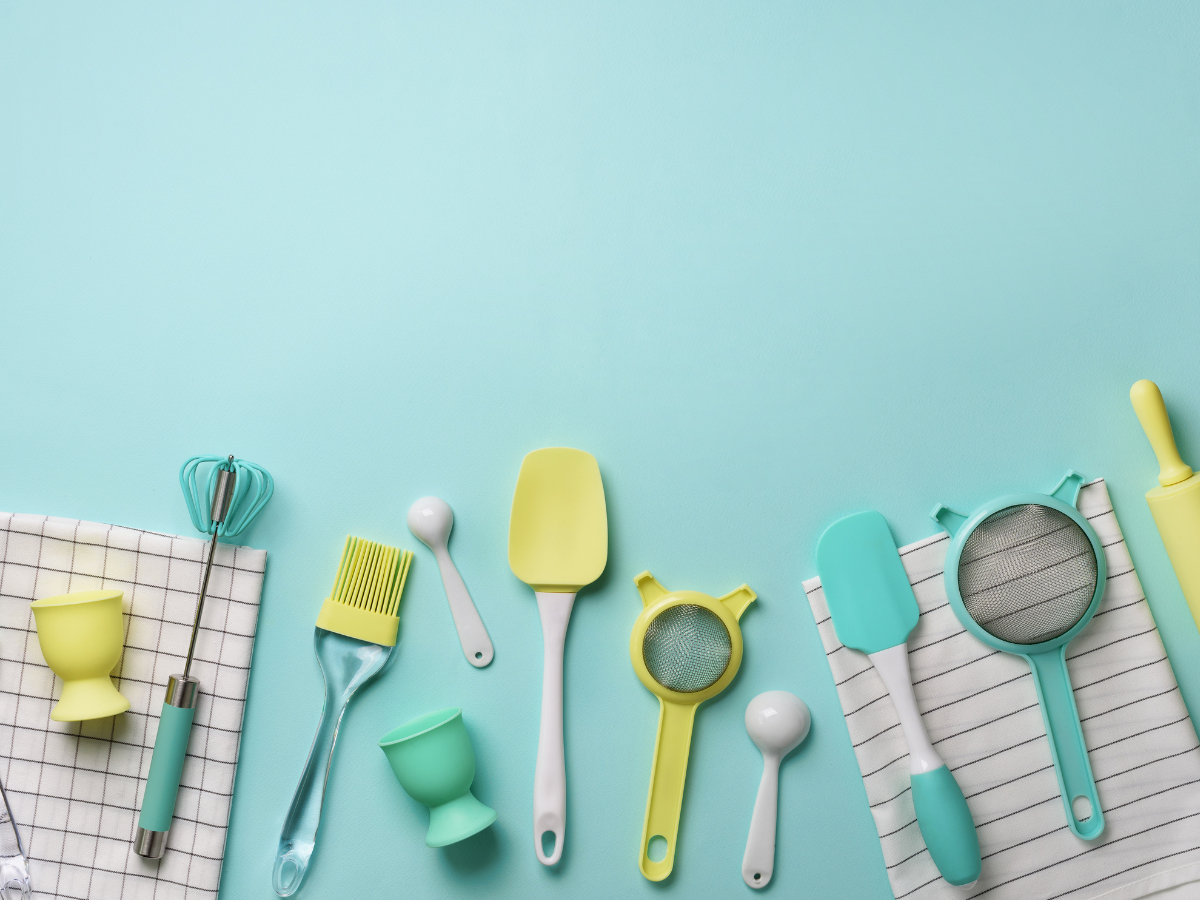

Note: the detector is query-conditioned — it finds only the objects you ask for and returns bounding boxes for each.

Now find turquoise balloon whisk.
[180,455,273,538]
[134,455,273,859]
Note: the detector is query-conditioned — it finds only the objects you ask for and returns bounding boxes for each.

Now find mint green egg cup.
[379,707,497,848]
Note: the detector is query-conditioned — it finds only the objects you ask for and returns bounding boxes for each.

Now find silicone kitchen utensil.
[817,511,981,886]
[742,691,810,890]
[933,471,1106,841]
[273,536,413,896]
[407,497,494,667]
[180,454,273,538]
[31,590,130,722]
[630,571,755,881]
[378,708,497,847]
[135,454,273,860]
[1131,379,1200,634]
[508,447,608,866]
[0,772,30,899]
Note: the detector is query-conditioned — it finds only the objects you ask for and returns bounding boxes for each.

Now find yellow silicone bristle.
[329,535,412,618]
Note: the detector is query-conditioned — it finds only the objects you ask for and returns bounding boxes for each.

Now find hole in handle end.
[537,828,563,865]
[272,849,307,897]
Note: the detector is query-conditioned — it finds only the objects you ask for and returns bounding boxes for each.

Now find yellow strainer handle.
[639,699,698,881]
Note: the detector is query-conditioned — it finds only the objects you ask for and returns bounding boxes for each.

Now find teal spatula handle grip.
[1027,647,1104,840]
[139,702,196,832]
[910,765,981,885]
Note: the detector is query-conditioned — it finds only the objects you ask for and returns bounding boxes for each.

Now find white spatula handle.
[534,591,575,865]
[435,547,493,667]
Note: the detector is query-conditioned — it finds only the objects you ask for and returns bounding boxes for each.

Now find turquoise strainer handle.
[180,455,274,537]
[1026,646,1104,840]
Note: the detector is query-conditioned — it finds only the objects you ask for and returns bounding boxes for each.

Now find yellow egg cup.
[629,571,755,882]
[31,589,130,722]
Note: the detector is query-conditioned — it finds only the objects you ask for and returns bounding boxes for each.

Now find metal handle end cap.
[134,826,168,859]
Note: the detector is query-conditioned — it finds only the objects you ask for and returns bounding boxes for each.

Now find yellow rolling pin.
[1131,379,1200,633]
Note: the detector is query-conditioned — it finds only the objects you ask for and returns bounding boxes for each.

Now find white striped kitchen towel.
[803,480,1200,900]
[0,512,266,900]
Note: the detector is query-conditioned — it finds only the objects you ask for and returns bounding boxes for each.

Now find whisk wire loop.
[180,455,274,537]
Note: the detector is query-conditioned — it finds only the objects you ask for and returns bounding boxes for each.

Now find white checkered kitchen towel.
[804,480,1200,900]
[0,512,266,900]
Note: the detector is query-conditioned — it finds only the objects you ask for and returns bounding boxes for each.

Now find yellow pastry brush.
[272,536,413,896]
[1131,379,1200,633]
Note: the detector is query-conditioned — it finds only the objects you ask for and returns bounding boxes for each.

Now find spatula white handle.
[742,754,781,888]
[534,591,575,865]
[869,645,943,774]
[435,548,493,667]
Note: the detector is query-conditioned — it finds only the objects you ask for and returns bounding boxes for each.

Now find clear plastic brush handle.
[273,631,391,896]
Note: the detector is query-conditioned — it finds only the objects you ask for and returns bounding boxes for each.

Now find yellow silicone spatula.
[508,447,608,865]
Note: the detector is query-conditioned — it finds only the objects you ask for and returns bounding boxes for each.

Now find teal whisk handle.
[134,676,198,859]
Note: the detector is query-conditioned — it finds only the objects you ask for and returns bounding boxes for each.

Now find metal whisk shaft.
[183,457,236,679]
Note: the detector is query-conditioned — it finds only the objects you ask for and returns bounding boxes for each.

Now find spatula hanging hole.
[475,651,482,659]
[753,872,762,882]
[647,835,668,863]
[1072,795,1093,821]
[541,830,556,858]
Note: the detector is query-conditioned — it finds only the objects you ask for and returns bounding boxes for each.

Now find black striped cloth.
[803,481,1200,900]
[0,512,266,900]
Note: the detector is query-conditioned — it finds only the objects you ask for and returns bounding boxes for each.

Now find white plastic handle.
[869,644,944,775]
[435,547,493,667]
[742,753,781,888]
[533,591,575,865]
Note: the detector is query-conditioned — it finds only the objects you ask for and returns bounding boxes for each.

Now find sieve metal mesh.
[958,504,1098,645]
[642,604,732,693]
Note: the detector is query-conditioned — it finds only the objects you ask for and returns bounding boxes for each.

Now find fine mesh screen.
[958,504,1098,645]
[642,604,732,693]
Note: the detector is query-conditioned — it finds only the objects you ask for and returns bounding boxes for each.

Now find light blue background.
[3,4,1200,898]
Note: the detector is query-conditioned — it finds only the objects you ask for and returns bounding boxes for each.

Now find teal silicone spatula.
[816,511,981,887]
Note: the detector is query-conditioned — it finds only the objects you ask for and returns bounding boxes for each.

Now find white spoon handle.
[742,755,780,888]
[533,591,574,865]
[434,548,493,667]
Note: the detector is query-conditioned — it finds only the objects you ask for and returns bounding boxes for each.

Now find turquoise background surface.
[3,3,1200,898]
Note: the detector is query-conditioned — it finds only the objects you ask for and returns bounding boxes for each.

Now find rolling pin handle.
[1131,379,1194,487]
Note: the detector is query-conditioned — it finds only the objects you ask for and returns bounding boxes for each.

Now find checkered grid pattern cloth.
[0,512,266,900]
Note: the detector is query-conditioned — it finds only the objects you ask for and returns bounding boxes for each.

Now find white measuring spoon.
[742,691,810,889]
[407,497,494,667]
